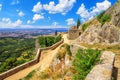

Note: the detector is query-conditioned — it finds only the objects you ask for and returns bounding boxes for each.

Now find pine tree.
[77,18,81,28]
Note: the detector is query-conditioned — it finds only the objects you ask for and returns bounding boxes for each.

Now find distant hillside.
[77,1,120,44]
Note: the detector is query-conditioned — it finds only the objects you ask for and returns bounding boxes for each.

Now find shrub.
[24,70,35,80]
[82,23,89,32]
[72,48,101,80]
[97,11,111,25]
[66,44,72,56]
[54,34,62,43]
[38,35,62,48]
[46,36,55,46]
[38,36,46,48]
[97,11,105,21]
[39,71,49,79]
[100,14,111,25]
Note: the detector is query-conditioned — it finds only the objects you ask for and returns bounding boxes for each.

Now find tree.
[55,30,57,36]
[77,18,81,28]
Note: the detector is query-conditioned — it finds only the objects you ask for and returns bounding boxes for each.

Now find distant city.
[0,28,68,38]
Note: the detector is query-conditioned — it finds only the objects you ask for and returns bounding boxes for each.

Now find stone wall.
[0,39,64,80]
[85,51,115,80]
[68,29,80,40]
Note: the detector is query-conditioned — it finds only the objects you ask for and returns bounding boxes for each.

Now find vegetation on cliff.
[97,11,111,25]
[72,48,101,80]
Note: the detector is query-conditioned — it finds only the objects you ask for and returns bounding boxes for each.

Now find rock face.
[111,2,120,27]
[78,23,120,44]
[105,1,120,27]
[77,1,120,44]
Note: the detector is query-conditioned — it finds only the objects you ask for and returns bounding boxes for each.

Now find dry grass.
[79,42,120,53]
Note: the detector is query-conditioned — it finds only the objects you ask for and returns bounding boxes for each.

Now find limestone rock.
[78,23,120,44]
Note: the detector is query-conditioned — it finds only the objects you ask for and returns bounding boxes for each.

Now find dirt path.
[62,34,74,45]
[5,34,72,80]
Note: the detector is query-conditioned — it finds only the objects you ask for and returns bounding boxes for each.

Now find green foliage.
[39,71,49,79]
[0,38,35,73]
[97,11,105,21]
[97,11,111,25]
[38,36,46,47]
[38,35,62,48]
[54,34,62,43]
[77,18,81,28]
[72,48,101,80]
[82,23,89,32]
[24,70,35,80]
[66,44,72,56]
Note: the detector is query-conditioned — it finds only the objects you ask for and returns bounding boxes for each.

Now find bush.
[38,36,46,47]
[82,23,89,32]
[54,34,62,43]
[97,11,105,21]
[100,14,111,25]
[66,44,72,56]
[38,35,62,48]
[97,11,111,25]
[24,70,35,80]
[46,36,55,46]
[72,48,101,80]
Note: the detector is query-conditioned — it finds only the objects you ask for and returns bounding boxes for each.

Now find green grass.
[82,23,90,32]
[24,70,35,80]
[72,48,101,80]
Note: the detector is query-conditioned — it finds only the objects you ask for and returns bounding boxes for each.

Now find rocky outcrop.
[111,2,120,27]
[76,1,120,44]
[78,23,120,44]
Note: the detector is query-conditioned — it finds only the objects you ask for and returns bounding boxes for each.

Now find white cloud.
[2,18,11,23]
[0,18,22,28]
[13,19,22,27]
[27,20,31,24]
[0,4,2,11]
[11,0,19,5]
[18,11,25,17]
[52,22,59,26]
[66,18,75,25]
[32,2,43,13]
[76,0,111,22]
[43,0,76,15]
[0,18,67,28]
[33,14,44,21]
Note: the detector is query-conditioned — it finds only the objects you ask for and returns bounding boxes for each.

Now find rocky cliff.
[77,1,120,44]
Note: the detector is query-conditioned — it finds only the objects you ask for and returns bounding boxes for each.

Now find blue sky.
[0,0,117,28]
